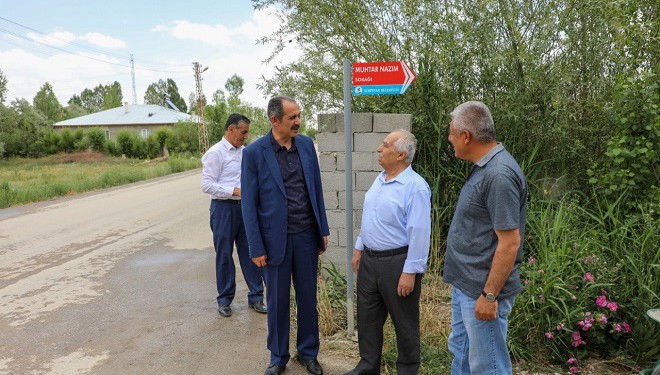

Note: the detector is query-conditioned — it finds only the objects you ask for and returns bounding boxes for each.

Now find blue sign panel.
[352,84,407,96]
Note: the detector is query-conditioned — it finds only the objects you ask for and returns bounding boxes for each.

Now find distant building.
[53,103,199,141]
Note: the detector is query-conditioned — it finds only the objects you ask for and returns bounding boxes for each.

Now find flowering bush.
[524,253,635,372]
[507,198,658,372]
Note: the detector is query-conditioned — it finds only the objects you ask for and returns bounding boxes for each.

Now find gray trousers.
[355,251,421,375]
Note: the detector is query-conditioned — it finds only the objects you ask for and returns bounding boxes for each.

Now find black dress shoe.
[218,305,231,317]
[249,301,268,313]
[298,358,323,375]
[264,363,286,375]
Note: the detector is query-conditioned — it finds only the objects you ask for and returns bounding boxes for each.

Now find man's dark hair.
[267,95,296,122]
[225,113,250,130]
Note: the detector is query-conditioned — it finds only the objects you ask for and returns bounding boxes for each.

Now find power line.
[0,16,190,68]
[0,27,187,74]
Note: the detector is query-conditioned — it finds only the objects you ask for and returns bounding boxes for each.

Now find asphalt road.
[0,170,350,375]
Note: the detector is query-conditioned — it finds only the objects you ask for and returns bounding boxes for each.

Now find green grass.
[0,152,201,208]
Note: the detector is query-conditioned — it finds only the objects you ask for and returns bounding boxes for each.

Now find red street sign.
[352,61,416,86]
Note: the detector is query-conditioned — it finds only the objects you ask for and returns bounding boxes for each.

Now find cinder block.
[338,227,360,248]
[337,152,375,171]
[319,152,337,172]
[354,132,387,152]
[317,113,337,133]
[372,153,383,171]
[317,132,347,152]
[355,171,380,190]
[326,228,339,247]
[338,190,366,210]
[336,112,373,133]
[326,209,346,229]
[323,190,339,210]
[373,113,412,132]
[321,246,346,268]
[354,209,363,227]
[321,171,347,191]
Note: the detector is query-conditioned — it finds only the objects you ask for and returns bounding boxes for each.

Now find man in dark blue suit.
[241,95,329,375]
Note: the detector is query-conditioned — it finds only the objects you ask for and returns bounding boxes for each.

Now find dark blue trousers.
[263,229,320,366]
[210,199,264,307]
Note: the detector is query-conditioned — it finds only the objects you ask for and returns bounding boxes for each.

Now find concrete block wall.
[317,112,412,268]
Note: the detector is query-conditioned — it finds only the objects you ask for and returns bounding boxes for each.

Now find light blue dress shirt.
[355,165,432,274]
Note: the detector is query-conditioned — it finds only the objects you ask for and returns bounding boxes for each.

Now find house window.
[104,130,110,140]
[139,129,150,139]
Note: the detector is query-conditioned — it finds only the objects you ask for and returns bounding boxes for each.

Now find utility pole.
[130,54,137,105]
[193,62,209,153]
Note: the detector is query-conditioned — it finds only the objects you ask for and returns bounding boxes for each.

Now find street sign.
[352,61,417,96]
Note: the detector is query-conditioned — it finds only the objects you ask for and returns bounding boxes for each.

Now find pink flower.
[557,322,565,331]
[571,331,586,347]
[622,322,631,333]
[569,366,580,373]
[538,269,545,274]
[583,272,594,282]
[523,279,529,285]
[545,332,554,339]
[596,295,607,307]
[607,301,618,312]
[566,357,578,365]
[599,314,607,324]
[529,256,535,264]
[538,294,544,302]
[614,324,622,332]
[571,295,577,301]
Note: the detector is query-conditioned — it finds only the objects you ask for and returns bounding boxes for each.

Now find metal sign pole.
[343,58,354,337]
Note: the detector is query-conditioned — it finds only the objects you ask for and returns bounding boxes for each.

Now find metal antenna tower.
[130,54,137,105]
[193,62,209,153]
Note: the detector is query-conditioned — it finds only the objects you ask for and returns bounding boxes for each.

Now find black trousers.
[355,251,422,375]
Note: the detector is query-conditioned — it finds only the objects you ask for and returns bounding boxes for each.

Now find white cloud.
[0,5,298,109]
[79,33,126,49]
[27,31,76,47]
[152,20,234,46]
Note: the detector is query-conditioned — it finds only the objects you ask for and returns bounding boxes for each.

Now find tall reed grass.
[0,152,201,208]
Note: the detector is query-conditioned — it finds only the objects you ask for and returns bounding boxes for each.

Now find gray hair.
[393,129,417,164]
[449,101,496,143]
[267,95,296,122]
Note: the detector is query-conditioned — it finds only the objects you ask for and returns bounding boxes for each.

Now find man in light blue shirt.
[343,129,431,375]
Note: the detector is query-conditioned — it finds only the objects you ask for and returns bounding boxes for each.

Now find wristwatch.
[482,290,497,302]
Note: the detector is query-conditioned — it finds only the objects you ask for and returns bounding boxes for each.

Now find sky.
[0,0,296,110]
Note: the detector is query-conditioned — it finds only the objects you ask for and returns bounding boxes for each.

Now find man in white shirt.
[201,113,266,317]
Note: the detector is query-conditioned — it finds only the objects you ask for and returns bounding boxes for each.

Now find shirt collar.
[378,164,413,184]
[220,137,238,151]
[270,130,296,153]
[474,143,504,167]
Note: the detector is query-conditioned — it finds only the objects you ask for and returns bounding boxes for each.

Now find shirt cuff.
[355,236,364,251]
[403,259,427,274]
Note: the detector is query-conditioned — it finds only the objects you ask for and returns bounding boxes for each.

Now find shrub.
[588,72,660,208]
[509,197,659,372]
[86,127,106,152]
[58,130,75,153]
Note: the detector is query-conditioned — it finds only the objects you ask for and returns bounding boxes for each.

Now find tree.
[68,82,123,113]
[0,68,7,104]
[33,82,63,123]
[144,78,187,112]
[103,81,123,109]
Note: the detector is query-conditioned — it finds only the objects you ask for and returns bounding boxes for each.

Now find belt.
[363,245,408,257]
[213,199,241,205]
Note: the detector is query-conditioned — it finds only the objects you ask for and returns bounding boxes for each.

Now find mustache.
[291,125,300,131]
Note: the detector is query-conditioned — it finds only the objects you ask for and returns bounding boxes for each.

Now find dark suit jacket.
[241,131,330,267]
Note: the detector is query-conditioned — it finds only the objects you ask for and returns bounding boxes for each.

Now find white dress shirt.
[355,165,432,274]
[201,137,242,200]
